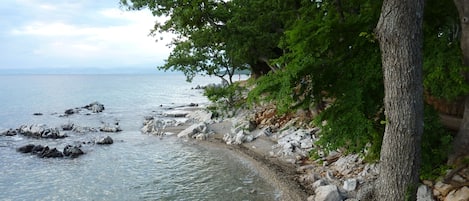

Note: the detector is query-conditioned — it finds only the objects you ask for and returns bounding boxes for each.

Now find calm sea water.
[0,74,278,201]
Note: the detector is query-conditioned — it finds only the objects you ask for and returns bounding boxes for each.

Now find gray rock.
[39,147,63,158]
[84,101,105,113]
[314,185,342,201]
[17,124,66,139]
[96,136,113,145]
[61,123,74,131]
[343,179,358,192]
[141,117,165,135]
[1,128,17,136]
[177,122,207,138]
[416,184,434,201]
[312,179,327,190]
[99,124,122,133]
[31,145,45,154]
[63,145,84,158]
[64,108,76,115]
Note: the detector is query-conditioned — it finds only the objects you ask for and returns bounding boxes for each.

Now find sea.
[0,74,279,201]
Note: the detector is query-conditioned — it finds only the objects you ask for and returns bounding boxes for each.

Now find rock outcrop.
[7,124,67,139]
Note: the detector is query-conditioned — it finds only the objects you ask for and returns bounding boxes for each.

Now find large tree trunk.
[375,0,425,200]
[450,0,469,164]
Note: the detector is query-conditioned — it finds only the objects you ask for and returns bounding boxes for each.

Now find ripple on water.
[0,133,278,201]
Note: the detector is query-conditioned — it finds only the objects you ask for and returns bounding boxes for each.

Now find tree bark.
[450,0,469,164]
[375,0,425,200]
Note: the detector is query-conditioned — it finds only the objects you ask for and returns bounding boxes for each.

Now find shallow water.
[0,74,278,201]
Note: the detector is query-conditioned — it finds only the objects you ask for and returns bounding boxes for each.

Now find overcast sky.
[0,0,172,73]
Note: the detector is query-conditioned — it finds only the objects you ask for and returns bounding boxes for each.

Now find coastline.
[158,108,310,200]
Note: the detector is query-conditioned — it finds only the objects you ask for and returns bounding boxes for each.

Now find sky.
[0,0,173,73]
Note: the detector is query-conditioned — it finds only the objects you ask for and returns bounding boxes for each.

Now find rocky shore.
[144,104,469,201]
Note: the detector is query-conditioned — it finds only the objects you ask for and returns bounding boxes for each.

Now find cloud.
[1,1,173,69]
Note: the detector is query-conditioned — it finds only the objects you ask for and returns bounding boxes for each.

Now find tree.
[375,0,425,200]
[248,0,385,156]
[450,0,469,164]
[119,0,295,80]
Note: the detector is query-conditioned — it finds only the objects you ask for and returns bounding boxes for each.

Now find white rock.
[314,185,342,201]
[343,178,358,192]
[416,184,434,201]
[186,110,212,122]
[177,122,206,138]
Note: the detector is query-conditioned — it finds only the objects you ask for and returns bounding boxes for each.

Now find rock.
[83,101,105,113]
[141,117,166,135]
[72,126,97,133]
[39,147,63,158]
[332,154,360,176]
[177,122,207,138]
[326,151,341,164]
[314,185,342,201]
[343,178,358,192]
[417,184,434,201]
[61,123,74,131]
[99,124,122,133]
[186,110,213,122]
[1,128,17,136]
[356,183,375,201]
[96,136,113,145]
[312,179,327,190]
[434,181,453,197]
[64,108,75,115]
[33,112,43,116]
[445,186,469,201]
[17,144,35,153]
[17,124,66,139]
[31,145,45,154]
[63,145,84,158]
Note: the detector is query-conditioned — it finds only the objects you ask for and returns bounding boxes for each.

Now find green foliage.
[423,0,469,100]
[249,0,385,158]
[420,106,454,180]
